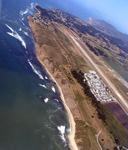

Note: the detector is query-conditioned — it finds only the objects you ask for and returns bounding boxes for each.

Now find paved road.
[70,35,128,114]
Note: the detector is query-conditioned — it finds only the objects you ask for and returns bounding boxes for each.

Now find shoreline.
[37,56,78,150]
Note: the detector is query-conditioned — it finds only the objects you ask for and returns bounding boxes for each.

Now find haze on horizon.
[41,0,128,34]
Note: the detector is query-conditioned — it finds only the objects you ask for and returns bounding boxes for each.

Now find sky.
[81,0,128,34]
[41,0,128,34]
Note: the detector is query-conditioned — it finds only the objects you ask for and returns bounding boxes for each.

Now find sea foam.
[20,8,29,16]
[28,59,44,80]
[6,24,26,49]
[57,125,66,143]
[38,83,47,89]
[44,98,49,103]
[20,2,34,16]
[23,31,29,37]
[45,76,48,80]
[51,86,56,93]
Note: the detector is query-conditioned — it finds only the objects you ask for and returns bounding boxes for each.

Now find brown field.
[28,16,128,149]
[106,102,128,130]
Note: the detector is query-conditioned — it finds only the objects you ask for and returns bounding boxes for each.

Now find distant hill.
[87,18,128,44]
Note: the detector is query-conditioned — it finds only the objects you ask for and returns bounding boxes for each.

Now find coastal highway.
[70,35,128,115]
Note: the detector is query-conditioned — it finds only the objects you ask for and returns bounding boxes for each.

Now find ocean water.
[0,1,69,150]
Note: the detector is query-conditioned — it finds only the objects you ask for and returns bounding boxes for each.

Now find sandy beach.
[37,57,78,150]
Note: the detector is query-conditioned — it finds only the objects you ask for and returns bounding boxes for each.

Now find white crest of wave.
[6,24,26,49]
[23,31,29,37]
[19,27,29,37]
[30,2,35,9]
[44,98,49,103]
[5,24,13,32]
[28,59,44,80]
[19,28,22,31]
[51,86,56,93]
[45,76,48,80]
[20,8,29,16]
[20,2,35,17]
[57,125,66,143]
[54,99,59,102]
[38,84,47,89]
[21,20,25,26]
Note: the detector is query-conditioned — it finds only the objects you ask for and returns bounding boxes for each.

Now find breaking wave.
[43,97,49,103]
[6,24,26,49]
[57,125,66,144]
[38,83,47,89]
[51,86,56,93]
[28,59,44,80]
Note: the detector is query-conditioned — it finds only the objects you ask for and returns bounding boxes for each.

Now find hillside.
[87,18,128,44]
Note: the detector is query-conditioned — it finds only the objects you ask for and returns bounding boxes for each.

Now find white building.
[84,70,116,103]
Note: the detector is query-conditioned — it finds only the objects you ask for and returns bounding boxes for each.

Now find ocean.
[0,0,70,149]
